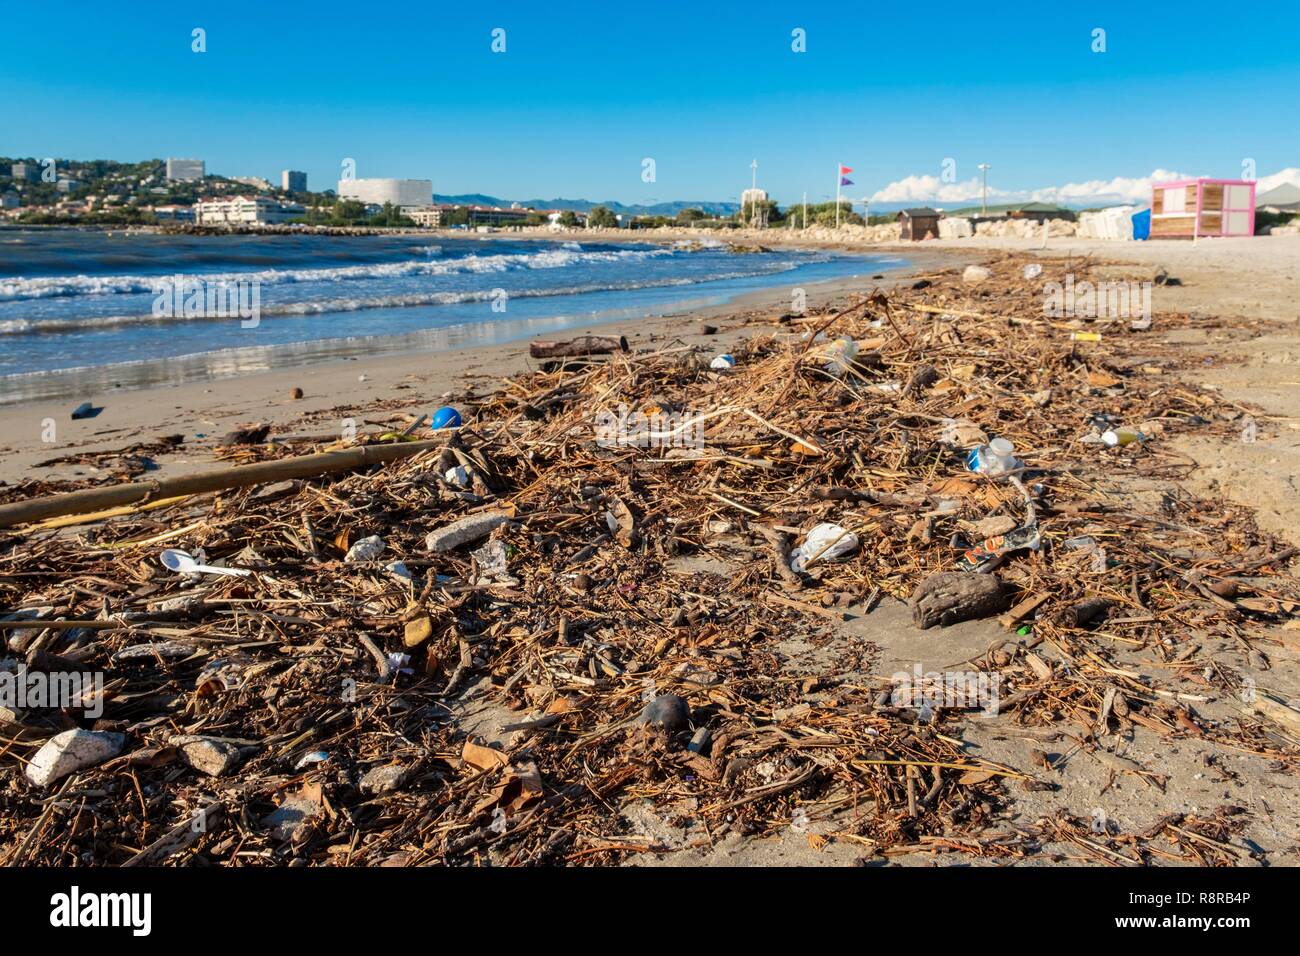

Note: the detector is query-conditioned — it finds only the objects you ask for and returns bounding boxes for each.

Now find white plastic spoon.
[160,549,252,578]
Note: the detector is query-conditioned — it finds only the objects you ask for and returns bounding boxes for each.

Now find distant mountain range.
[433,194,740,217]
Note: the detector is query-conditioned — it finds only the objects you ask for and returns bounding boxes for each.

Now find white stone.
[25,729,125,786]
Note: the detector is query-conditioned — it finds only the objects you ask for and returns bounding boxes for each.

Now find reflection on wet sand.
[0,297,725,406]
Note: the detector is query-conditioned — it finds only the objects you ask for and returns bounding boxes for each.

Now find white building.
[282,169,307,192]
[194,196,305,225]
[336,178,432,211]
[406,206,445,227]
[152,204,195,222]
[166,158,206,182]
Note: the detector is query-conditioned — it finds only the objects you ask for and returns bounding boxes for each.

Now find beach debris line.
[0,254,1296,868]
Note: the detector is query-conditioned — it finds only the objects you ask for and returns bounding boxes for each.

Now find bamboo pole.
[0,436,451,529]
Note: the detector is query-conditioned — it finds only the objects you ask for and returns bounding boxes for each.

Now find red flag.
[840,165,853,174]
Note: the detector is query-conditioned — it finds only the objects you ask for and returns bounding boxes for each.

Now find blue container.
[430,406,462,430]
[1131,208,1151,241]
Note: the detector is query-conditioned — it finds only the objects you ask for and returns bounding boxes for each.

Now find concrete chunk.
[424,512,509,552]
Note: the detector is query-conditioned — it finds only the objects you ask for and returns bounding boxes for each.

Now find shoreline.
[0,242,906,406]
[7,231,1296,522]
[0,249,961,485]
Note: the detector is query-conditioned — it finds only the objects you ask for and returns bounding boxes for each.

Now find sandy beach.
[3,231,1299,869]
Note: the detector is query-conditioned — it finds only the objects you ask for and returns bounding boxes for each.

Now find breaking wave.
[0,265,798,336]
[0,246,674,302]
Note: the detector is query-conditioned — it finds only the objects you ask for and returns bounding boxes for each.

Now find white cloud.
[868,167,1299,206]
[1254,167,1300,193]
[870,174,1009,204]
[1029,169,1194,203]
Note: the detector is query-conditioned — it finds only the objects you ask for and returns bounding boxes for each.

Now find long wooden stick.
[0,436,452,529]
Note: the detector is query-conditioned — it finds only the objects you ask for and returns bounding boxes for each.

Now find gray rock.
[344,534,386,563]
[262,793,321,842]
[112,641,199,662]
[169,734,242,776]
[360,764,410,794]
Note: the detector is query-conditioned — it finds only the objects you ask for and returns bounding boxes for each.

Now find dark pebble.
[641,694,690,732]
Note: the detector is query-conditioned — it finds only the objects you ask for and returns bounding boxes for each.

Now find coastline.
[0,238,906,406]
[6,231,1297,544]
[0,249,961,485]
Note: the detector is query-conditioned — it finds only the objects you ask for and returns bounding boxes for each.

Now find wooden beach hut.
[1150,178,1255,238]
[897,207,941,241]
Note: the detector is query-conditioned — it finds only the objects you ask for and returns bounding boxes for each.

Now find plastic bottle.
[966,437,1020,476]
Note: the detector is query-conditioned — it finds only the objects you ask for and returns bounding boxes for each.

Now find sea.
[0,229,903,404]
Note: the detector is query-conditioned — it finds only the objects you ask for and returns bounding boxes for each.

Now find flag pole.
[835,163,841,229]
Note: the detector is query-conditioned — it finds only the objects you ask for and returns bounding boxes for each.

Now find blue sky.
[3,0,1297,205]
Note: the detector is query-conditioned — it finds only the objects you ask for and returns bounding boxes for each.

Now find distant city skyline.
[4,2,1298,207]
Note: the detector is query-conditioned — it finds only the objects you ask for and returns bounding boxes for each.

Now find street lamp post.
[978,163,991,216]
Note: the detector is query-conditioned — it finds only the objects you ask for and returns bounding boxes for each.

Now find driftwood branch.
[530,335,629,359]
[0,437,452,528]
